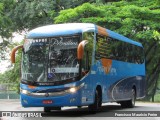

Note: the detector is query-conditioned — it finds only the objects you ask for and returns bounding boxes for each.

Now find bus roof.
[26,23,142,47]
[106,29,143,47]
[26,23,95,39]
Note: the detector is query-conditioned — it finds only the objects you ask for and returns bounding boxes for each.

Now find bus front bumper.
[20,91,82,107]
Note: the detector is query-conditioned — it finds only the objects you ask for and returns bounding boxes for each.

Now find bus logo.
[45,93,49,97]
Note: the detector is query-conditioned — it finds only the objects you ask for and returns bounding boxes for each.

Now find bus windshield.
[22,35,80,83]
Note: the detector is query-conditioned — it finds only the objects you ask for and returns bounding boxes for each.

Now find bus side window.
[96,35,109,60]
[82,49,89,75]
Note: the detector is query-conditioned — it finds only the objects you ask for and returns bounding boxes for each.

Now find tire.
[127,88,136,108]
[44,107,61,112]
[77,106,82,108]
[88,89,102,112]
[120,88,136,108]
[120,101,128,108]
[44,107,51,112]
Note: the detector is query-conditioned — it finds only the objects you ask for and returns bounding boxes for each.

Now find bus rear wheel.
[128,88,136,108]
[88,89,102,112]
[120,88,136,108]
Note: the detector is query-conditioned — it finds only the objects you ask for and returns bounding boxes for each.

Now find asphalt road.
[0,99,160,120]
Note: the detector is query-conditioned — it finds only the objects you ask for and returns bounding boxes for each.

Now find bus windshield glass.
[22,35,80,83]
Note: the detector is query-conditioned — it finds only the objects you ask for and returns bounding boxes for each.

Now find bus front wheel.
[44,107,51,112]
[88,89,102,112]
[44,107,61,112]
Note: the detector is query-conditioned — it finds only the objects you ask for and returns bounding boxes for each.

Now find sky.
[0,33,24,73]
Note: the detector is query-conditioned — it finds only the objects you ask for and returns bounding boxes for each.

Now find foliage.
[154,94,160,102]
[0,43,22,93]
[0,0,14,62]
[8,0,55,32]
[52,0,160,101]
[1,0,99,35]
[0,1,12,38]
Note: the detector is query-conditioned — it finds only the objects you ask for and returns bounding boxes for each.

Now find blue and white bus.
[11,23,145,112]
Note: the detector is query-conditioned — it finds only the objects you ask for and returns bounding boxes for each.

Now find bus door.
[78,31,95,104]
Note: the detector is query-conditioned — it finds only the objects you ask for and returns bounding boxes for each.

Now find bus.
[11,23,145,112]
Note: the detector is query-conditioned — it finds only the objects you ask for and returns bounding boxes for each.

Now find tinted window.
[96,35,144,64]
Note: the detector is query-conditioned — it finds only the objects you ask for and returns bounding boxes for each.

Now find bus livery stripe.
[97,26,108,36]
[101,58,112,74]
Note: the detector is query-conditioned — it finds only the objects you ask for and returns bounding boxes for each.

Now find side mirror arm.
[10,45,23,63]
[77,40,88,60]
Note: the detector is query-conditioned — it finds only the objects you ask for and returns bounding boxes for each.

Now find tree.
[3,0,99,33]
[0,1,12,38]
[0,42,22,93]
[0,1,13,62]
[52,0,160,101]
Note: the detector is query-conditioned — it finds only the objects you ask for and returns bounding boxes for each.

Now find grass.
[154,94,160,102]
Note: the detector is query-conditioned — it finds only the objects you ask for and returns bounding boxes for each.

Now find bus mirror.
[11,45,23,63]
[77,40,88,60]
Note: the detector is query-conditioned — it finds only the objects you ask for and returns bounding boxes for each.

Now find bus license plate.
[42,100,53,104]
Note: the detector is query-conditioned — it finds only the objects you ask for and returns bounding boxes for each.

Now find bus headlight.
[68,83,85,93]
[20,88,30,95]
[69,87,77,93]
